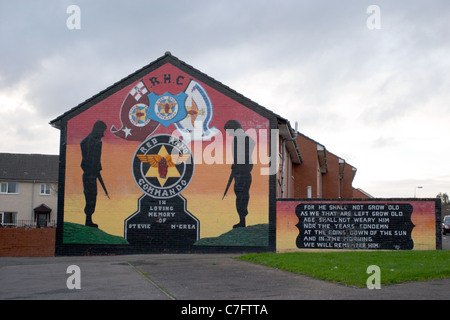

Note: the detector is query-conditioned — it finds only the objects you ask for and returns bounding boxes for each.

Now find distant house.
[0,153,58,227]
[293,132,360,199]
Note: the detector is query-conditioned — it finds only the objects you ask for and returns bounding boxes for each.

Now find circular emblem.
[154,96,178,121]
[132,134,194,199]
[129,104,150,127]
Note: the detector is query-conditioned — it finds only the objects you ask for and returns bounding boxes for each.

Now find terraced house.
[0,153,58,228]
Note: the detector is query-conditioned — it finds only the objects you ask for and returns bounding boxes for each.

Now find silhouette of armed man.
[80,121,107,228]
[224,120,255,228]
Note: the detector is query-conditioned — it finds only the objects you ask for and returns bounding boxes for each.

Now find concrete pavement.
[0,253,448,301]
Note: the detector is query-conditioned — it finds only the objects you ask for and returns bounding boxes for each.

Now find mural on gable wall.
[62,63,271,249]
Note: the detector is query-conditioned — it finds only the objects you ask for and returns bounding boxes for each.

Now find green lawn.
[195,224,268,246]
[237,251,450,288]
[63,222,129,244]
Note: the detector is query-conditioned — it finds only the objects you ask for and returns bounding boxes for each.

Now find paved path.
[0,253,448,301]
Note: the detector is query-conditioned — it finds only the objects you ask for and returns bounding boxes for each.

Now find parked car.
[443,215,450,235]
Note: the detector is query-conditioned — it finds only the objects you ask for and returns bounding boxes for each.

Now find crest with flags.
[174,80,219,142]
[111,81,159,141]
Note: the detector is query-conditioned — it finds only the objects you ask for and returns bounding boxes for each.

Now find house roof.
[50,52,288,127]
[296,130,357,173]
[353,187,374,199]
[49,51,302,163]
[0,153,58,182]
[34,203,52,213]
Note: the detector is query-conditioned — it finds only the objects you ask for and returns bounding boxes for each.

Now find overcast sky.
[0,0,449,198]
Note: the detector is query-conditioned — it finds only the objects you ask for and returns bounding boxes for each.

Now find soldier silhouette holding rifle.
[223,120,255,228]
[80,120,109,228]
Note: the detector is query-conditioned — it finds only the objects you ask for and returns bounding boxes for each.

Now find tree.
[436,192,449,204]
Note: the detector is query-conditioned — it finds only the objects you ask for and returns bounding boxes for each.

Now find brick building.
[292,132,357,199]
[49,53,369,255]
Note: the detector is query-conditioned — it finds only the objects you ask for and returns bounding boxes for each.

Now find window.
[1,212,17,226]
[0,182,19,194]
[40,183,51,195]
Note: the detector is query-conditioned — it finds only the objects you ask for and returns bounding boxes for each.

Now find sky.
[0,0,449,199]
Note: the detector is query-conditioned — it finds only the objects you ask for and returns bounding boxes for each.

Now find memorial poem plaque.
[295,202,415,250]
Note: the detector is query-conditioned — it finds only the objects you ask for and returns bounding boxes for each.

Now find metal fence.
[0,220,57,228]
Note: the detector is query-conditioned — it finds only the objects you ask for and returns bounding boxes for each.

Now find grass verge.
[195,224,268,246]
[63,222,129,244]
[237,251,450,288]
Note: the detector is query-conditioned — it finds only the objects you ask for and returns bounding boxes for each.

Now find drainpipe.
[31,180,36,221]
[281,122,298,198]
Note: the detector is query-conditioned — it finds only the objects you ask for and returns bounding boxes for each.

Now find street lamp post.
[414,186,423,198]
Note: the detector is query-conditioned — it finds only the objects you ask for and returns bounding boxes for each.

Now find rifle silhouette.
[222,172,234,200]
[97,172,110,199]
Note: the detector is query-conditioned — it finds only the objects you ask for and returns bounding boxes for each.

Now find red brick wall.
[294,134,319,198]
[0,228,55,257]
[342,163,356,198]
[293,134,356,200]
[353,188,371,199]
[322,152,340,198]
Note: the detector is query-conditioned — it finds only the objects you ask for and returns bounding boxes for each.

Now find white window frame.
[0,182,19,194]
[40,183,51,195]
[1,212,17,226]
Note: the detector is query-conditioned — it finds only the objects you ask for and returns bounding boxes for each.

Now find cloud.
[0,81,60,154]
[1,0,450,196]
